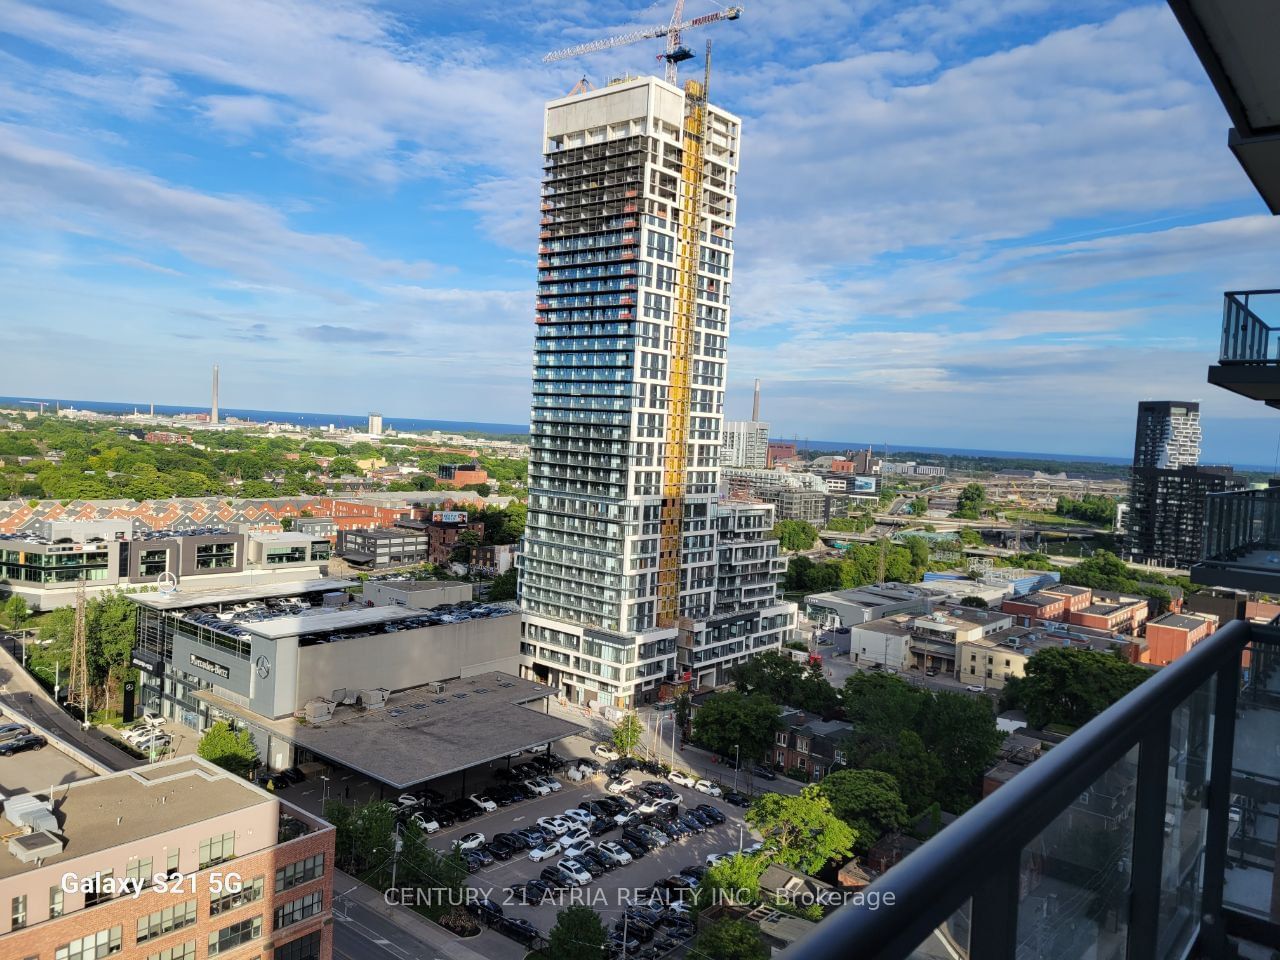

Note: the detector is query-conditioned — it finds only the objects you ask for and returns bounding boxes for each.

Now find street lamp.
[321,776,330,803]
[733,744,740,793]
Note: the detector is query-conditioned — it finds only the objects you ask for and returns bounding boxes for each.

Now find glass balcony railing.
[1192,485,1280,592]
[783,617,1280,960]
[1220,290,1280,363]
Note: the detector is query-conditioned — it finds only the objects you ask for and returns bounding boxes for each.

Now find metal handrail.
[782,618,1255,960]
[1220,290,1280,363]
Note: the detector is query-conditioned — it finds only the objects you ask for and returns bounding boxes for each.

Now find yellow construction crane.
[657,45,713,628]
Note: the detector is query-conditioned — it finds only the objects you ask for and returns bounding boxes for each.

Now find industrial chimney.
[211,364,220,425]
[752,378,761,422]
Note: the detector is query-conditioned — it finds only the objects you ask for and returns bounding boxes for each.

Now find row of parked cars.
[393,751,572,846]
[0,722,45,756]
[596,752,753,808]
[119,713,171,755]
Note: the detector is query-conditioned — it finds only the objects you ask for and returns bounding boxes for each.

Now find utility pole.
[732,744,740,793]
[390,821,402,891]
[670,714,677,768]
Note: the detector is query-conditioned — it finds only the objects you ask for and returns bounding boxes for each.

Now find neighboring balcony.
[784,616,1280,960]
[1193,484,1280,593]
[1208,290,1280,408]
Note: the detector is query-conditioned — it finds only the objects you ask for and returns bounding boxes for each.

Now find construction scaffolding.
[657,48,712,629]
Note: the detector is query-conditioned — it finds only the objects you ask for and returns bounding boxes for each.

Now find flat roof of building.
[193,672,585,790]
[1006,592,1063,607]
[0,756,307,880]
[1043,584,1092,596]
[127,577,358,610]
[1150,613,1210,631]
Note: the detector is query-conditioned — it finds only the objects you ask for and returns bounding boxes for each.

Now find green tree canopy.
[819,769,909,853]
[1001,646,1149,729]
[545,905,608,960]
[197,722,259,777]
[694,853,765,911]
[773,520,819,551]
[953,482,986,519]
[612,712,644,758]
[486,567,517,601]
[691,691,782,763]
[691,918,770,960]
[729,651,839,716]
[3,594,29,630]
[745,785,856,874]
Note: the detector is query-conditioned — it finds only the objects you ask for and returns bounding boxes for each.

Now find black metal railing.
[1193,485,1280,592]
[1220,290,1280,363]
[783,617,1280,960]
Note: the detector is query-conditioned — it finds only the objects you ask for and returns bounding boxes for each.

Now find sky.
[2,1,1279,465]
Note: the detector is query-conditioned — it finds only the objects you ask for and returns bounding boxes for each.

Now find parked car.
[456,832,486,851]
[0,734,45,756]
[408,812,440,834]
[468,846,494,868]
[527,842,561,863]
[523,778,551,797]
[562,840,596,860]
[557,859,593,886]
[668,770,696,787]
[751,764,777,781]
[588,817,614,837]
[694,803,725,824]
[723,790,750,808]
[622,827,656,851]
[515,827,547,847]
[493,833,528,854]
[618,837,646,860]
[508,880,552,904]
[498,916,541,946]
[677,813,705,835]
[482,842,511,862]
[597,841,633,867]
[965,684,986,693]
[541,776,563,792]
[606,776,635,795]
[537,816,570,836]
[428,806,455,829]
[469,794,497,813]
[396,793,422,809]
[694,780,722,797]
[561,808,594,826]
[593,743,621,761]
[539,866,568,889]
[464,897,504,926]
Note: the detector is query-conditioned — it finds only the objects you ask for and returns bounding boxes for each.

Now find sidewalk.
[0,644,141,773]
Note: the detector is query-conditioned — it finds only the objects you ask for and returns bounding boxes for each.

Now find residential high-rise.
[519,75,795,706]
[722,419,769,468]
[211,363,220,425]
[1133,400,1201,468]
[1126,401,1239,567]
[368,412,383,436]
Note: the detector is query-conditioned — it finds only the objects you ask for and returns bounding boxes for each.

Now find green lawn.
[1001,510,1094,528]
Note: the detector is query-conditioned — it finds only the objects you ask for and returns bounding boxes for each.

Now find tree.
[674,693,692,734]
[900,535,930,572]
[694,853,764,911]
[545,905,608,960]
[953,482,986,519]
[729,651,838,717]
[328,455,360,476]
[691,919,769,960]
[612,712,643,758]
[745,785,856,874]
[958,595,988,608]
[1001,646,1148,730]
[3,594,28,631]
[197,721,259,777]
[819,769,909,853]
[280,516,294,531]
[691,692,782,763]
[842,673,925,743]
[919,692,1003,811]
[773,520,819,551]
[864,730,943,815]
[486,568,517,601]
[910,496,929,516]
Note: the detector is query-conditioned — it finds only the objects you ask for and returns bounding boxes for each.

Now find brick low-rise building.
[1143,612,1218,667]
[1001,591,1069,621]
[1067,592,1149,635]
[0,755,334,960]
[770,707,852,781]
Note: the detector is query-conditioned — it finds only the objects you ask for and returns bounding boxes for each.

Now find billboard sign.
[432,511,468,524]
[852,477,878,493]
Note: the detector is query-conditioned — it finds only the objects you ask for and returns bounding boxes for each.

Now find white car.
[637,798,669,815]
[668,770,696,787]
[558,859,592,886]
[965,685,986,694]
[743,841,764,855]
[141,711,166,727]
[593,743,621,761]
[667,900,691,917]
[598,841,632,866]
[409,812,439,834]
[561,808,594,825]
[705,853,727,867]
[456,832,485,851]
[523,779,551,796]
[528,842,561,862]
[134,733,172,752]
[606,777,635,795]
[694,780,722,798]
[542,776,563,792]
[396,793,421,809]
[562,841,596,859]
[537,816,570,836]
[469,794,497,813]
[561,827,590,848]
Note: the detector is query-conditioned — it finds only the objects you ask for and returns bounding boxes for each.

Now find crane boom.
[542,4,741,84]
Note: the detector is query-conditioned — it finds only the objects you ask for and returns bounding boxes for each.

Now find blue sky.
[2,1,1279,464]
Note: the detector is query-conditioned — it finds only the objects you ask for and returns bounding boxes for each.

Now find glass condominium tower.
[519,74,795,710]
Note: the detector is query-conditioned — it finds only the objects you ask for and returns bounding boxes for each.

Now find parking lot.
[423,769,757,942]
[0,731,95,796]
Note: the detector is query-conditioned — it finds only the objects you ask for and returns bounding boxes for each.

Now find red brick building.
[436,462,490,489]
[766,442,797,467]
[144,431,194,445]
[1001,591,1069,621]
[1143,612,1218,666]
[1067,592,1150,634]
[1040,584,1094,614]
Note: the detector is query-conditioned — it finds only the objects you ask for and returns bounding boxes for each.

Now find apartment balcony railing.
[1209,290,1280,407]
[784,616,1280,960]
[1192,483,1280,593]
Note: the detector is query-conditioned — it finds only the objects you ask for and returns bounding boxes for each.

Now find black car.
[448,799,479,822]
[0,734,46,757]
[618,837,646,859]
[462,852,484,873]
[507,784,530,803]
[254,770,286,789]
[515,827,547,847]
[752,764,778,781]
[508,880,552,904]
[275,767,305,784]
[598,797,629,816]
[579,849,613,874]
[625,905,664,928]
[539,866,568,888]
[677,814,704,835]
[608,930,641,954]
[641,781,676,801]
[464,897,504,926]
[470,846,495,866]
[499,916,541,946]
[588,817,614,837]
[621,827,655,851]
[482,842,511,862]
[489,786,515,806]
[615,917,655,943]
[638,759,662,775]
[580,800,609,818]
[686,808,713,828]
[694,803,725,824]
[492,832,527,854]
[723,790,751,808]
[427,806,456,829]
[656,819,684,841]
[681,864,708,882]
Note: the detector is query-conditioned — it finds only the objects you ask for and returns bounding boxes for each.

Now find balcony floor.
[1208,363,1280,407]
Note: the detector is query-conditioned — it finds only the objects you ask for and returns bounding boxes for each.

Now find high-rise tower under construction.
[518,74,795,708]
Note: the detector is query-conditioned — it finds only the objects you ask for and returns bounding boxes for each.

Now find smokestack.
[211,364,220,425]
[752,378,761,422]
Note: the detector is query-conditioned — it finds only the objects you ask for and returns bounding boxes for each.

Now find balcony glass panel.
[1224,639,1280,920]
[1016,745,1138,960]
[1158,676,1215,958]
[908,899,970,960]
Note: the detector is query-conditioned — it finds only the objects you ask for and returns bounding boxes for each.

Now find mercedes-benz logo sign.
[157,571,179,595]
[255,656,271,679]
